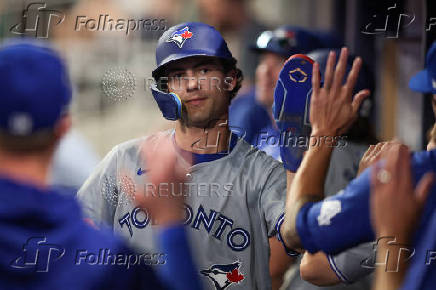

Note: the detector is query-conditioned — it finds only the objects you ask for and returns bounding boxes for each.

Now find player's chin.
[186,113,215,128]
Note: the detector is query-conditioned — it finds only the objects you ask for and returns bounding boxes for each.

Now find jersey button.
[185,173,192,181]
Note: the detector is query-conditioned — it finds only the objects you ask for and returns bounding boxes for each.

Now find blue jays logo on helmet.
[289,67,308,83]
[166,26,193,48]
[200,261,245,290]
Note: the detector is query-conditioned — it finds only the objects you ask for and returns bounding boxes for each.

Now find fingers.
[344,57,363,98]
[351,89,370,115]
[368,142,385,163]
[385,144,413,190]
[361,145,375,161]
[323,51,336,90]
[415,172,434,209]
[331,47,349,94]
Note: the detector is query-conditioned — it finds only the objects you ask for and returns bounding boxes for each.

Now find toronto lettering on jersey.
[119,204,251,252]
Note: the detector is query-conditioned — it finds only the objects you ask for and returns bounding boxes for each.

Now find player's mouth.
[185,97,207,106]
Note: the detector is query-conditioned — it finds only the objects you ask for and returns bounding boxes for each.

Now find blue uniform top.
[295,149,436,289]
[0,177,202,290]
[229,88,273,146]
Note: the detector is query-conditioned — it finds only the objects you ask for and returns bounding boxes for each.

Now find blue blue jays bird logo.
[201,262,245,290]
[167,26,193,48]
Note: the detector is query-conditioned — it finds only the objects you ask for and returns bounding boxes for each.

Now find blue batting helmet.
[152,22,234,80]
[151,22,236,121]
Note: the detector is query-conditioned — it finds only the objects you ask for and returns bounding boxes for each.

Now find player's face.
[256,52,286,107]
[166,56,232,128]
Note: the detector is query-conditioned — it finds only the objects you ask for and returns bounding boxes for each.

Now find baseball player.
[229,26,324,150]
[0,40,201,290]
[77,22,366,290]
[289,48,377,289]
[281,43,436,290]
[230,26,328,289]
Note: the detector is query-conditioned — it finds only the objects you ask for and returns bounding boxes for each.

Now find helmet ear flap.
[150,83,182,121]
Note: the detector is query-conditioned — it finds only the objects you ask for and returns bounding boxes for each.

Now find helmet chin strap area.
[150,83,182,121]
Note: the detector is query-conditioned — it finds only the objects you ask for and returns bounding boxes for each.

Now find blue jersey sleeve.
[296,150,436,255]
[296,168,374,254]
[156,225,203,290]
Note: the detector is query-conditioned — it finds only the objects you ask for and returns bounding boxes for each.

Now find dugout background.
[0,0,434,157]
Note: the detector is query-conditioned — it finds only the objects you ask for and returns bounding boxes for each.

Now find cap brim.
[409,70,435,93]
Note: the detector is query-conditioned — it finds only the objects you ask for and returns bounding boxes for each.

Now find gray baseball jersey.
[77,130,287,290]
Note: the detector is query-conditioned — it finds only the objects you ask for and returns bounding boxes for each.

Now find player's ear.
[54,114,72,141]
[225,69,237,91]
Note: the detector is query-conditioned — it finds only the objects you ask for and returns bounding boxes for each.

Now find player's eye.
[198,68,209,75]
[169,71,184,78]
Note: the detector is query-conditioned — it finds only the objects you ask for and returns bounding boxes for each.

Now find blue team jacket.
[0,177,201,290]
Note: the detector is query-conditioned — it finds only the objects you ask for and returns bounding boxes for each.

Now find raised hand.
[370,144,434,242]
[136,134,191,226]
[310,47,370,137]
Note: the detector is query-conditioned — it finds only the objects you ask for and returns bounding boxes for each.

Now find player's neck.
[0,151,52,189]
[175,119,231,154]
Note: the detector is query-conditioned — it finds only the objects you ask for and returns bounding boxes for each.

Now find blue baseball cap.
[409,42,436,94]
[0,40,72,136]
[251,26,323,59]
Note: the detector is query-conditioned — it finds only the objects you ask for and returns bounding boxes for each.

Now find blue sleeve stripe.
[275,213,300,257]
[327,254,351,284]
[158,225,203,290]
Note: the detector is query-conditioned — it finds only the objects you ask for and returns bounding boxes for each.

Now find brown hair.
[220,57,243,101]
[0,130,57,154]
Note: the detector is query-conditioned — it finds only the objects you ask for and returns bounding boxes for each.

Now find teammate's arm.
[300,242,375,286]
[300,252,340,286]
[280,48,369,250]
